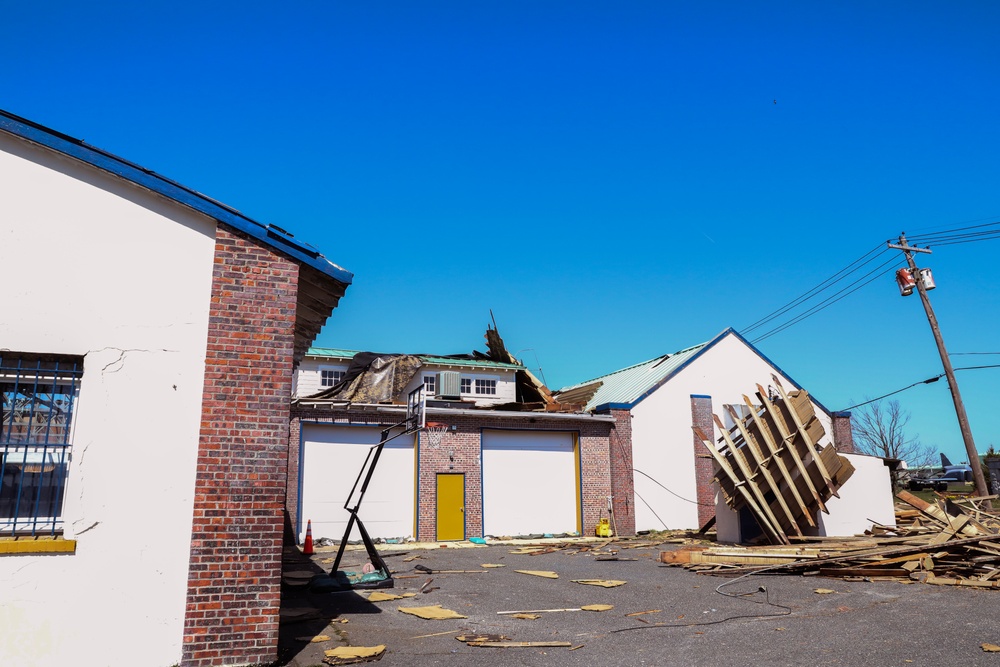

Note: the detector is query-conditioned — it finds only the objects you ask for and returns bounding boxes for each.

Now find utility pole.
[888,234,989,497]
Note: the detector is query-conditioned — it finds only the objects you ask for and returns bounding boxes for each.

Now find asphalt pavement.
[278,540,999,667]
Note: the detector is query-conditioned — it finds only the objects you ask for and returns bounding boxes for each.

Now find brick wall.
[287,408,616,543]
[601,408,635,537]
[691,395,717,528]
[182,225,299,667]
[832,411,855,453]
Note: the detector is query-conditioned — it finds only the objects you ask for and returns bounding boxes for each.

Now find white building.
[0,110,351,667]
[557,328,859,532]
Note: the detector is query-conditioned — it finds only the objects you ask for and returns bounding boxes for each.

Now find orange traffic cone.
[303,519,314,555]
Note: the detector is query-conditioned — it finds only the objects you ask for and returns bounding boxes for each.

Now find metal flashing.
[0,109,353,285]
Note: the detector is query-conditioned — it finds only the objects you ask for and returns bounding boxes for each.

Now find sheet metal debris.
[323,645,386,665]
[515,570,559,579]
[572,579,626,588]
[398,605,468,620]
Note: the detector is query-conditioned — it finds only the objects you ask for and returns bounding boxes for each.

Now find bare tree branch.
[849,398,936,467]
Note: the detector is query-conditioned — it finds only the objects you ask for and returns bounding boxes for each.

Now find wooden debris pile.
[660,491,1000,589]
[696,377,855,545]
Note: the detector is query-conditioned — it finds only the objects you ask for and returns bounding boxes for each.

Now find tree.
[849,398,937,470]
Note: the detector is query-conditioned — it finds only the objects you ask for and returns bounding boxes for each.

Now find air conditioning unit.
[437,371,461,399]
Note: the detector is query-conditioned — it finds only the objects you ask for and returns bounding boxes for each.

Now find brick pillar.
[182,226,299,667]
[832,411,855,453]
[286,414,302,544]
[603,409,635,537]
[691,395,716,528]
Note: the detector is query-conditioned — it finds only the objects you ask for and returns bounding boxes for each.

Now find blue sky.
[5,2,999,464]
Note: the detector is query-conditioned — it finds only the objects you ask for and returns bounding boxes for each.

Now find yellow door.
[436,474,465,541]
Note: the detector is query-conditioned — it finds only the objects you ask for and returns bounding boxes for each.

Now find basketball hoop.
[423,421,449,449]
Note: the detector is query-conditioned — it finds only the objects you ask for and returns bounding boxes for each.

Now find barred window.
[474,379,497,395]
[1,353,82,537]
[460,377,471,394]
[320,369,345,387]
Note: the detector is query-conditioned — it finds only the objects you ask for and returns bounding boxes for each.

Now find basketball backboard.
[406,386,426,432]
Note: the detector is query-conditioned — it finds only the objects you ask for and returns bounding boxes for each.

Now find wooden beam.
[770,375,839,498]
[756,384,828,514]
[725,404,803,536]
[711,417,790,544]
[742,394,816,527]
[695,427,786,544]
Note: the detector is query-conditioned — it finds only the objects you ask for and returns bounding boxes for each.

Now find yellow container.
[595,518,613,538]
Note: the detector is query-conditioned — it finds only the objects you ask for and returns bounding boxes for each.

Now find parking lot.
[278,540,999,667]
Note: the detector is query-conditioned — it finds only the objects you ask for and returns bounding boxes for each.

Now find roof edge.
[0,109,353,286]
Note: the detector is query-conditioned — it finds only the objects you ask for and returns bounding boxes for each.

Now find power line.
[750,256,902,344]
[839,363,1000,412]
[741,219,1000,344]
[741,244,887,335]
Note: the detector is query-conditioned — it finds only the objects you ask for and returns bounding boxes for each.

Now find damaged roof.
[306,347,525,370]
[557,328,831,414]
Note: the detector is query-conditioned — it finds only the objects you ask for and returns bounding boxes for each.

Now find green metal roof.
[305,347,525,370]
[559,341,709,411]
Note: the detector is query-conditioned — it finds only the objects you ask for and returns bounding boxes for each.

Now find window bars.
[0,353,82,537]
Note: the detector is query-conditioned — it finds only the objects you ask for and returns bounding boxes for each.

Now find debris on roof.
[309,352,422,403]
[696,377,854,545]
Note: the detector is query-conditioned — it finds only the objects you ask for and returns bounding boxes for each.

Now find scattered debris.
[659,491,1000,588]
[468,641,574,648]
[296,635,332,643]
[498,608,584,615]
[456,633,509,643]
[515,570,559,579]
[398,605,468,620]
[625,610,662,617]
[323,644,386,665]
[403,555,422,563]
[511,613,541,620]
[814,589,837,595]
[481,563,506,568]
[366,591,416,602]
[411,630,461,639]
[572,579,627,588]
[581,604,614,612]
[982,643,1000,652]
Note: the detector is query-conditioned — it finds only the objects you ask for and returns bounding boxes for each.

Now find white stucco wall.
[0,133,216,667]
[631,333,833,531]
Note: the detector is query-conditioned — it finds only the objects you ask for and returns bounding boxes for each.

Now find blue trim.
[594,402,632,413]
[0,110,353,285]
[690,394,712,400]
[833,411,852,418]
[619,328,833,418]
[725,328,834,417]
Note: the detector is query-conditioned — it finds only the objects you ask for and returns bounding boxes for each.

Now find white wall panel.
[301,425,415,541]
[481,430,578,536]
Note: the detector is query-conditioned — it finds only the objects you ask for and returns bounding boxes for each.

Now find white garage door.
[481,430,579,537]
[300,425,415,542]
